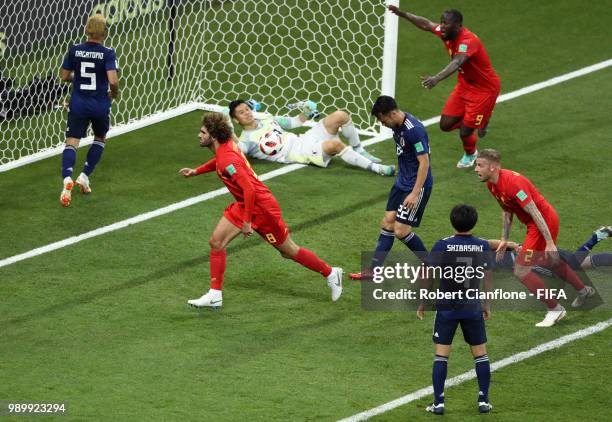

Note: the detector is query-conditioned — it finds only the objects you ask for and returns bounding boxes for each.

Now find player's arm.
[495,211,514,262]
[523,201,558,263]
[274,115,305,130]
[403,138,430,209]
[179,158,216,177]
[59,68,73,83]
[482,269,493,320]
[421,54,469,89]
[388,5,437,32]
[487,239,520,252]
[107,69,120,99]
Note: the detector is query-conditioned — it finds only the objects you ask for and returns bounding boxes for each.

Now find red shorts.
[442,84,500,129]
[516,211,559,267]
[223,197,289,245]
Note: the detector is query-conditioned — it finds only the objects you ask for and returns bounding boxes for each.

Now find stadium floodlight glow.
[0,0,398,171]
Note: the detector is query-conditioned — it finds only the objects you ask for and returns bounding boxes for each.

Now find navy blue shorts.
[433,311,487,346]
[386,185,432,227]
[66,112,110,139]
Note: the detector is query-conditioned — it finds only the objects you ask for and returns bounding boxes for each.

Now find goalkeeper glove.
[246,99,263,112]
[287,100,319,119]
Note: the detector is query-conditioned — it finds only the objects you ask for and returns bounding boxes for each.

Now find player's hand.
[388,5,404,17]
[495,240,508,262]
[179,168,197,178]
[416,303,425,320]
[483,303,491,320]
[403,191,419,209]
[420,75,438,89]
[545,240,559,266]
[109,90,120,99]
[242,221,253,238]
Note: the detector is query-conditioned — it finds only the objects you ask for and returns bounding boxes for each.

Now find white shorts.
[286,121,336,167]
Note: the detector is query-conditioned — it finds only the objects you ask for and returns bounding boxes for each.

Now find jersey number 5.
[80,62,97,91]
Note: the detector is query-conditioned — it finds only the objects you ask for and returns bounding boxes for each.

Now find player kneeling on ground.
[180,112,343,308]
[229,99,395,176]
[418,204,494,415]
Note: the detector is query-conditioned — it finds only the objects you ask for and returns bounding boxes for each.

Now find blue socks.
[474,354,491,403]
[591,253,612,268]
[576,233,599,254]
[370,228,395,269]
[432,355,448,405]
[399,232,428,261]
[83,140,106,176]
[61,145,77,179]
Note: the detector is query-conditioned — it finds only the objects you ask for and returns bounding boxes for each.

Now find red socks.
[518,272,558,309]
[210,249,227,290]
[551,261,585,290]
[460,133,478,155]
[293,248,332,277]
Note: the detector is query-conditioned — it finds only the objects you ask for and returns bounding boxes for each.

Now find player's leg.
[60,112,87,207]
[323,109,381,163]
[439,86,465,132]
[321,139,394,176]
[576,226,612,269]
[255,206,343,301]
[463,316,492,413]
[456,91,497,168]
[427,313,457,415]
[187,209,242,308]
[393,187,431,261]
[76,114,110,194]
[349,187,399,280]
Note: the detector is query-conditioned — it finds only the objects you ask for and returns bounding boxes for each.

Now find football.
[258,130,284,156]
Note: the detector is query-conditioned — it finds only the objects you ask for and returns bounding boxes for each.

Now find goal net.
[0,0,396,170]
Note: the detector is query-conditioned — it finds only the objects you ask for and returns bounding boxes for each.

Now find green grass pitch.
[1,0,611,420]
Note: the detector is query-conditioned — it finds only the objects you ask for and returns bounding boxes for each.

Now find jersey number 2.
[80,62,97,91]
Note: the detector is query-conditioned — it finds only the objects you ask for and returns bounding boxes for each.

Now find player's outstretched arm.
[388,5,437,32]
[421,54,469,89]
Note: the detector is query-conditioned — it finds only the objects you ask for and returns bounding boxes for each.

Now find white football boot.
[326,267,343,301]
[187,289,223,309]
[535,305,566,327]
[59,177,74,207]
[571,285,596,308]
[75,172,92,194]
[456,151,478,168]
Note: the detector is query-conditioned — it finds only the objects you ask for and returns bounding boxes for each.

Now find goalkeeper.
[228,99,395,176]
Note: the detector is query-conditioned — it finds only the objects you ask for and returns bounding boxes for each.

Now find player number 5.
[80,62,97,91]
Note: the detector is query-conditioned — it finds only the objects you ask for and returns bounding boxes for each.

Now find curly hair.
[201,112,233,143]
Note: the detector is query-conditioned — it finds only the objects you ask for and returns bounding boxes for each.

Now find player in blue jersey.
[350,96,433,279]
[59,14,120,207]
[419,204,494,415]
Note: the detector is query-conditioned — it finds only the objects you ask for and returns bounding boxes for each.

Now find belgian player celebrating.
[475,149,596,327]
[388,6,500,168]
[59,14,120,206]
[180,112,343,308]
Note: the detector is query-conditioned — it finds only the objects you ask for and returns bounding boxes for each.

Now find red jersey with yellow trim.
[486,169,556,225]
[432,26,500,92]
[215,141,275,204]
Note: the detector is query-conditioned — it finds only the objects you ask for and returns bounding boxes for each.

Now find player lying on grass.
[475,149,596,327]
[418,204,494,415]
[388,6,500,168]
[179,112,343,308]
[491,225,612,274]
[228,99,395,176]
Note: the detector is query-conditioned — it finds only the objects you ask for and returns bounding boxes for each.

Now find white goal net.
[0,0,395,169]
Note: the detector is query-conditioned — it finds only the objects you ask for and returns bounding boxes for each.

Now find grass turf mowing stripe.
[337,317,612,422]
[1,58,610,269]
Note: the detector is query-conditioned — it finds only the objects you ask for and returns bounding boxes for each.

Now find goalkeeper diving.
[228,99,395,176]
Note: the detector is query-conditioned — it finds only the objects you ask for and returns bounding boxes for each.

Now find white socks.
[341,121,363,152]
[339,147,377,172]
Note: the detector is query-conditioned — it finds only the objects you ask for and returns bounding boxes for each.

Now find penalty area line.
[337,318,612,421]
[1,58,611,269]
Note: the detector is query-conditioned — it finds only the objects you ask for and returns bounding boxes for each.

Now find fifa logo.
[0,32,6,57]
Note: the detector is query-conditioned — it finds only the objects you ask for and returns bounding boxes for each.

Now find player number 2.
[475,114,484,126]
[80,62,97,91]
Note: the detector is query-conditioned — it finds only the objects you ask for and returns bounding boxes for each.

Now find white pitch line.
[1,59,611,269]
[338,318,612,422]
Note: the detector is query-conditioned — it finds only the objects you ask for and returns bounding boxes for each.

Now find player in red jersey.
[388,6,501,168]
[475,149,596,327]
[179,112,343,308]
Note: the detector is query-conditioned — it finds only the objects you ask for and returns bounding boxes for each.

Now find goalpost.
[0,0,398,172]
